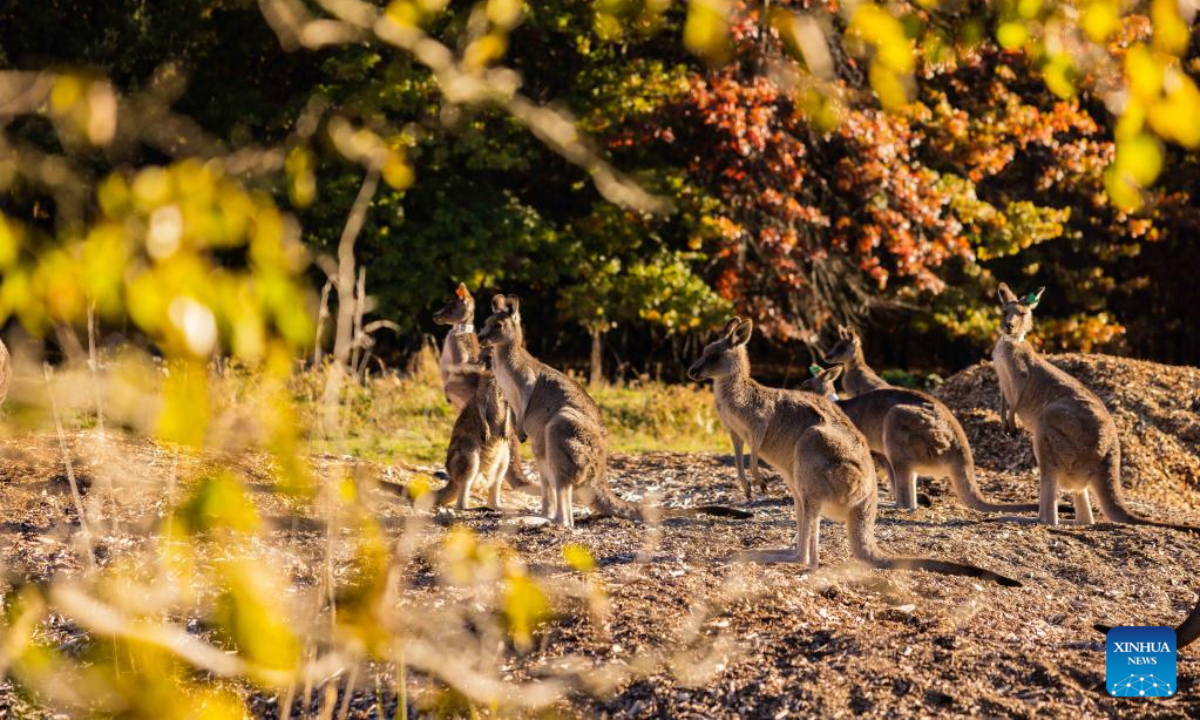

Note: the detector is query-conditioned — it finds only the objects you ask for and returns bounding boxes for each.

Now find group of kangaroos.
[429,281,1198,648]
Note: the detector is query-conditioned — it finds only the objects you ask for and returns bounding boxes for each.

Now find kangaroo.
[822,325,889,397]
[479,295,750,528]
[712,318,769,501]
[432,283,482,411]
[433,283,535,494]
[993,282,1199,531]
[800,365,1042,513]
[689,318,1020,586]
[434,348,512,510]
[1095,595,1200,650]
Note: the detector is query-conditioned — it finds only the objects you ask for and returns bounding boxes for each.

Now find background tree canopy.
[2,0,1198,378]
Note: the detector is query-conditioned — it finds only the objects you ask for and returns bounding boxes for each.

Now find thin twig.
[44,363,96,568]
[314,278,333,367]
[336,663,359,720]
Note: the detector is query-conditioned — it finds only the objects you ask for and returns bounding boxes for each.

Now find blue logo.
[1105,626,1177,697]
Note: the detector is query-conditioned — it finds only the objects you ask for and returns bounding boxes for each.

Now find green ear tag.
[1025,292,1039,305]
[809,364,822,377]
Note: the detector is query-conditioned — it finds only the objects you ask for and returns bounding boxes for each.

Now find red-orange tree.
[595,0,1198,362]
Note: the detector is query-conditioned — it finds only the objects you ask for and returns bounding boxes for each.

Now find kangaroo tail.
[1090,449,1200,533]
[1095,596,1200,649]
[1178,598,1200,649]
[587,479,644,522]
[660,505,753,520]
[941,419,1038,513]
[847,501,1022,587]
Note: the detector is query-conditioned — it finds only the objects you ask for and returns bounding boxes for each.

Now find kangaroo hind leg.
[1032,436,1062,526]
[731,433,751,500]
[889,459,919,511]
[1073,488,1094,526]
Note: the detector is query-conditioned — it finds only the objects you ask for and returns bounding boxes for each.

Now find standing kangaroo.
[688,318,1019,586]
[822,325,890,397]
[433,283,533,494]
[712,318,769,501]
[435,348,512,510]
[801,366,1042,514]
[480,295,749,528]
[1095,595,1200,650]
[993,282,1199,531]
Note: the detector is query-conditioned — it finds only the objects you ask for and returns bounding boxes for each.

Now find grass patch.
[282,345,727,466]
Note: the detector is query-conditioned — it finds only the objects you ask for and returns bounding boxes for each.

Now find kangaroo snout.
[687,362,703,381]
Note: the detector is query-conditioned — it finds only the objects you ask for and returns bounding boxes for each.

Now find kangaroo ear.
[997,282,1018,305]
[826,366,843,382]
[506,295,521,316]
[455,282,470,299]
[721,317,741,337]
[730,318,753,346]
[1025,287,1046,309]
[492,294,508,312]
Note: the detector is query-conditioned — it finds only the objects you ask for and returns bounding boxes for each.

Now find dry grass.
[276,345,727,466]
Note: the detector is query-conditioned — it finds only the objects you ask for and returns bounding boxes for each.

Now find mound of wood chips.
[936,353,1200,514]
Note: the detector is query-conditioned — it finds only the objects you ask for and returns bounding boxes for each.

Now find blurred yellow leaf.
[869,63,911,109]
[1147,72,1200,147]
[177,471,260,535]
[1042,53,1079,99]
[158,361,210,446]
[1151,0,1191,55]
[132,167,174,210]
[1125,45,1164,102]
[1104,164,1144,211]
[49,75,82,113]
[285,146,317,208]
[215,559,301,673]
[1116,133,1164,185]
[562,544,595,572]
[996,20,1028,49]
[1081,0,1120,42]
[385,0,421,28]
[503,574,550,651]
[407,473,431,500]
[486,0,523,29]
[684,0,731,62]
[0,214,23,269]
[463,33,509,71]
[852,5,916,74]
[382,152,415,190]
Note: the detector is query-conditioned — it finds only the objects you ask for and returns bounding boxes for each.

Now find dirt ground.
[0,353,1198,718]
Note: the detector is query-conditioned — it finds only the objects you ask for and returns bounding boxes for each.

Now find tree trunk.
[589,324,604,388]
[321,167,380,437]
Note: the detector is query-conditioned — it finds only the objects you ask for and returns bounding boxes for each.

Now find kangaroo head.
[799,365,842,398]
[823,324,862,364]
[479,294,522,347]
[997,282,1044,341]
[433,282,475,326]
[688,317,753,381]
